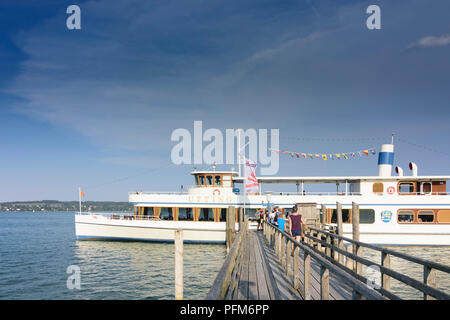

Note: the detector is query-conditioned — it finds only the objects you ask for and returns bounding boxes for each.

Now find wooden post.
[263,218,266,238]
[239,207,244,232]
[336,202,344,265]
[244,214,248,234]
[274,231,278,255]
[293,246,300,289]
[352,202,362,275]
[286,238,291,277]
[271,226,275,247]
[381,252,391,291]
[226,206,235,254]
[332,231,338,261]
[316,231,322,252]
[326,234,331,257]
[424,266,436,300]
[321,204,327,226]
[269,226,273,246]
[175,229,183,300]
[304,252,311,300]
[345,245,353,269]
[281,236,286,267]
[320,265,329,300]
[276,232,280,257]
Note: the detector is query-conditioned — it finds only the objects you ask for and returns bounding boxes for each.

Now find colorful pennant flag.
[269,147,376,161]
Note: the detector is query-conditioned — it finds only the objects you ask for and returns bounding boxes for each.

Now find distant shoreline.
[0,200,133,212]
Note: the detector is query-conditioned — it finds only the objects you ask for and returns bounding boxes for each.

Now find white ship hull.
[341,232,450,246]
[75,214,230,243]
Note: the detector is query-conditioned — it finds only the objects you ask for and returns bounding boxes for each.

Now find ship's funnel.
[395,166,403,176]
[409,162,418,177]
[378,144,394,176]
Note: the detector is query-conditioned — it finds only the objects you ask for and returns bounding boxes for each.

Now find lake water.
[0,212,226,300]
[1,212,449,300]
[362,245,450,299]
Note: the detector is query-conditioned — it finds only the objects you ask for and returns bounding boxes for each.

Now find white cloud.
[408,34,450,48]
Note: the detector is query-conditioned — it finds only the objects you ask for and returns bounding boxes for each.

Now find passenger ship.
[75,143,450,245]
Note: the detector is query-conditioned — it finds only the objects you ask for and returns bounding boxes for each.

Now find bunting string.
[269,147,377,160]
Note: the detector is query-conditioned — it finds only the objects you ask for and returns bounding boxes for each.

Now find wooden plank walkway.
[257,230,353,300]
[232,229,297,299]
[223,229,355,300]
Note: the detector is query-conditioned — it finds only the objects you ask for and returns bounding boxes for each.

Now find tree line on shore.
[0,200,133,212]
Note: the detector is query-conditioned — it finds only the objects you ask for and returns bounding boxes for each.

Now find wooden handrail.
[206,219,248,300]
[308,226,450,274]
[263,221,386,300]
[304,231,450,300]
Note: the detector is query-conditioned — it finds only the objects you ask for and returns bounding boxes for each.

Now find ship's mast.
[237,130,241,177]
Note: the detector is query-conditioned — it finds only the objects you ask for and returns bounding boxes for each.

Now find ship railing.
[261,191,362,196]
[129,191,190,196]
[76,212,161,221]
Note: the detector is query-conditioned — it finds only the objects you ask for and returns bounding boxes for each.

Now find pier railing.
[306,226,450,300]
[262,221,386,300]
[206,218,249,300]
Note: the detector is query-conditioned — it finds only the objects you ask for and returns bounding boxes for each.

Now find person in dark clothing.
[256,208,264,230]
[288,205,306,252]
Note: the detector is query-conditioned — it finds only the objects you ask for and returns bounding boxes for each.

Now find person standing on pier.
[270,207,280,225]
[288,205,305,251]
[277,212,286,232]
[256,208,265,230]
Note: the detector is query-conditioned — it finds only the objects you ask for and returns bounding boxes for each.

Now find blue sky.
[0,0,449,201]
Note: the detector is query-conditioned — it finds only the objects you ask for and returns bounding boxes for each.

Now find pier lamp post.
[266,192,272,219]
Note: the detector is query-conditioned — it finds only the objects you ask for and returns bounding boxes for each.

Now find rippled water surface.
[0,212,226,299]
[362,246,450,299]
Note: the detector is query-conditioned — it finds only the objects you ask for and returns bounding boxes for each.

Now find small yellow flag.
[80,189,85,197]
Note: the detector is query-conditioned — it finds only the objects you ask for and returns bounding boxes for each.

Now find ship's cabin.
[192,171,238,188]
[396,180,446,195]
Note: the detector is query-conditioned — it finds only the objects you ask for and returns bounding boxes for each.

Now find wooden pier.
[207,204,450,300]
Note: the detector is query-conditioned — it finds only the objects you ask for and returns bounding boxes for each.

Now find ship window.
[219,208,227,221]
[360,209,375,224]
[246,209,257,220]
[198,175,205,185]
[159,207,173,220]
[143,207,154,216]
[199,208,214,221]
[330,209,351,223]
[421,182,432,194]
[373,183,383,194]
[206,176,213,185]
[417,210,434,223]
[399,182,415,194]
[215,175,222,186]
[398,210,414,223]
[178,208,193,221]
[437,210,450,223]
